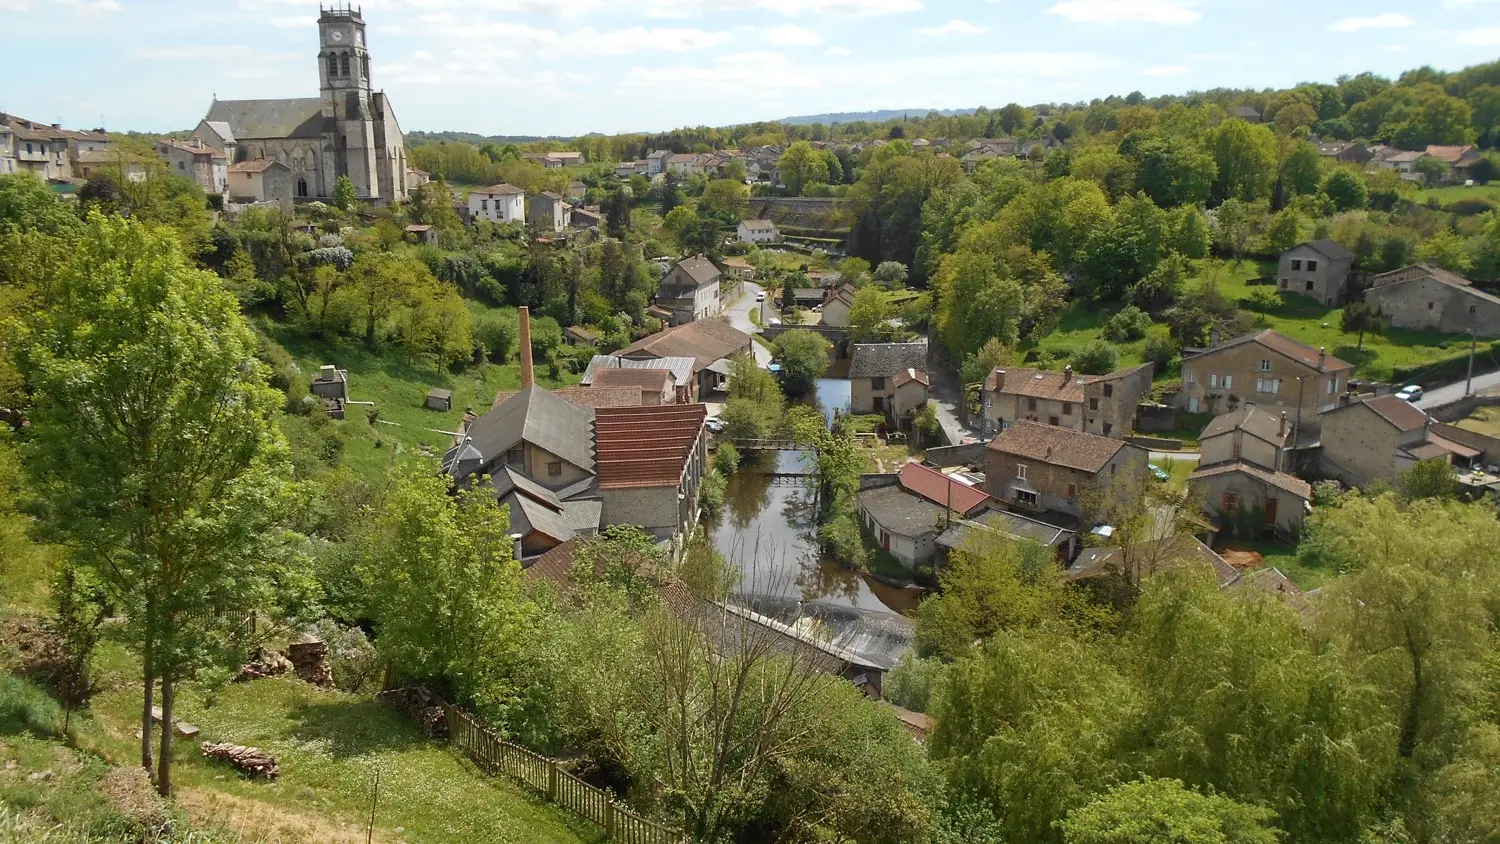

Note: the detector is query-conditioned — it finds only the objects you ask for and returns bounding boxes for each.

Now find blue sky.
[2,0,1498,137]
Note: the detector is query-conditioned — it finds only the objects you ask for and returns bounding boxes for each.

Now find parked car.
[1395,385,1424,402]
[705,416,726,434]
[755,292,766,302]
[1149,464,1171,482]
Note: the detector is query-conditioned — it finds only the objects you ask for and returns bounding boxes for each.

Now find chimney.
[1318,346,1326,369]
[511,533,524,560]
[1278,411,1287,439]
[518,306,534,388]
[51,122,61,130]
[1063,364,1072,382]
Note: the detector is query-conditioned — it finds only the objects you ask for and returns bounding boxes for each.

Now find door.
[1263,497,1278,525]
[873,396,885,413]
[1189,397,1200,413]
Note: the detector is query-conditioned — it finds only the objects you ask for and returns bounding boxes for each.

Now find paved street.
[925,362,980,446]
[725,281,773,367]
[1415,369,1500,409]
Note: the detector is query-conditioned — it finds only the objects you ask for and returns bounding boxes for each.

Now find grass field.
[1455,405,1500,438]
[1419,183,1500,207]
[1218,538,1333,591]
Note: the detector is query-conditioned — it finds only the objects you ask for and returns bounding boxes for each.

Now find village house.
[226,159,294,213]
[1364,263,1500,336]
[819,283,859,328]
[982,362,1153,439]
[404,224,436,244]
[655,254,723,325]
[1178,329,1353,432]
[569,207,602,230]
[1320,394,1479,488]
[857,463,993,568]
[615,160,649,178]
[582,354,697,403]
[936,507,1078,564]
[520,151,584,168]
[74,148,147,183]
[1370,147,1425,181]
[468,184,526,224]
[666,153,705,177]
[589,367,676,406]
[1067,534,1241,589]
[527,192,570,233]
[1,113,116,182]
[595,404,709,545]
[737,218,780,244]
[1188,405,1311,537]
[1424,145,1485,184]
[155,138,229,194]
[646,149,671,176]
[984,421,1148,522]
[848,342,930,420]
[1277,239,1354,307]
[618,319,752,399]
[1317,141,1373,165]
[1228,105,1262,123]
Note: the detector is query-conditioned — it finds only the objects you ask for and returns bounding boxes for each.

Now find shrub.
[699,469,726,517]
[1102,306,1152,343]
[472,310,517,363]
[714,442,740,476]
[1243,286,1283,313]
[1445,197,1497,217]
[1072,340,1119,375]
[818,510,867,570]
[1143,334,1180,374]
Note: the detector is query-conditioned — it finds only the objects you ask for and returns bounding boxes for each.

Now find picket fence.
[444,703,689,844]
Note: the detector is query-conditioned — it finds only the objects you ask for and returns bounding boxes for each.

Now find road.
[924,363,979,446]
[1416,369,1500,409]
[726,280,773,367]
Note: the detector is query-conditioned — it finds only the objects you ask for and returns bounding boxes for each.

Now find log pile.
[234,647,292,682]
[378,686,449,738]
[200,742,278,779]
[287,640,333,688]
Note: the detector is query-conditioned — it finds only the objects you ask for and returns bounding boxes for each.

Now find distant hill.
[778,107,980,126]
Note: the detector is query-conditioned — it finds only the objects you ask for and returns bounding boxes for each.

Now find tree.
[1081,194,1170,302]
[960,337,1014,388]
[1060,778,1281,844]
[848,285,896,342]
[1278,140,1323,199]
[873,261,909,287]
[1340,300,1387,351]
[21,214,291,796]
[1132,137,1217,207]
[1418,229,1474,273]
[333,174,357,211]
[1206,120,1278,203]
[1322,170,1369,212]
[1170,206,1212,259]
[1128,253,1189,317]
[1397,459,1457,503]
[348,252,422,345]
[1259,208,1308,255]
[698,179,749,221]
[772,329,832,397]
[1072,339,1120,375]
[1143,333,1180,374]
[778,141,829,196]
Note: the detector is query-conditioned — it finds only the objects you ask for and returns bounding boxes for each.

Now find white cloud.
[398,15,735,56]
[644,0,923,18]
[1328,13,1414,32]
[0,0,35,10]
[1453,26,1500,44]
[1141,64,1190,75]
[764,24,824,46]
[134,44,298,62]
[918,19,990,36]
[826,45,852,55]
[1046,0,1199,25]
[54,0,120,13]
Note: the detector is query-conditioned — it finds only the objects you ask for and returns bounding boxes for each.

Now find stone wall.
[1135,403,1178,433]
[925,442,989,469]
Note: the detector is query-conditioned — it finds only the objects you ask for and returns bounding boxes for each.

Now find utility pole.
[1466,329,1477,397]
[1294,376,1305,445]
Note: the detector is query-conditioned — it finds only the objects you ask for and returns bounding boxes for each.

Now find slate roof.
[200,120,234,143]
[1293,239,1354,261]
[937,508,1074,551]
[620,320,751,369]
[205,98,326,140]
[463,384,594,476]
[591,367,673,394]
[987,420,1135,474]
[897,462,991,515]
[1186,329,1352,373]
[1200,404,1288,445]
[594,404,706,490]
[1188,461,1313,500]
[858,485,945,539]
[668,255,721,287]
[582,354,696,387]
[740,219,777,231]
[491,385,643,410]
[479,183,525,195]
[505,491,600,545]
[848,342,928,379]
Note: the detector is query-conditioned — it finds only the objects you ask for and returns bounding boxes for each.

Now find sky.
[2,0,1499,137]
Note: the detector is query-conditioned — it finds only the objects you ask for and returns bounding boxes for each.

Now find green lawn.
[1418,183,1500,207]
[1219,538,1331,591]
[1454,405,1500,438]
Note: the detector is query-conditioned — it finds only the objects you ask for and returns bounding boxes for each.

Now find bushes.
[699,469,726,518]
[1445,197,1497,217]
[1243,286,1284,313]
[1143,333,1180,374]
[471,309,517,363]
[714,442,740,476]
[1102,306,1152,343]
[1072,340,1120,375]
[818,510,867,571]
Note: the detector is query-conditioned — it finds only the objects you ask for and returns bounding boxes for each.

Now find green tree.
[1322,169,1369,212]
[1132,137,1217,207]
[698,178,749,221]
[1206,119,1278,203]
[1060,778,1281,844]
[960,337,1014,388]
[21,214,291,796]
[1259,208,1308,255]
[1170,206,1212,259]
[1278,140,1323,199]
[772,329,832,397]
[1418,229,1474,273]
[848,285,896,342]
[333,173,357,211]
[1340,300,1387,351]
[1397,459,1457,503]
[873,261,909,287]
[779,141,830,196]
[1081,193,1170,302]
[1072,339,1120,375]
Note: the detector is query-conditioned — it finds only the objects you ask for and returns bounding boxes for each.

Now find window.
[1103,383,1113,398]
[1280,279,1288,288]
[296,177,308,197]
[1089,397,1099,411]
[1062,402,1073,415]
[1016,464,1028,480]
[1257,377,1281,395]
[1067,483,1077,498]
[1222,491,1241,514]
[1302,280,1313,292]
[177,161,185,170]
[1327,377,1337,395]
[339,53,350,77]
[1049,416,1060,426]
[1259,359,1271,372]
[1185,370,1196,384]
[327,54,338,77]
[1290,259,1302,270]
[1103,422,1113,436]
[1429,302,1435,310]
[547,461,562,477]
[871,376,885,390]
[1306,259,1318,271]
[1016,490,1039,507]
[480,199,488,210]
[1027,398,1038,411]
[1471,305,1478,315]
[1224,375,1232,389]
[505,445,524,467]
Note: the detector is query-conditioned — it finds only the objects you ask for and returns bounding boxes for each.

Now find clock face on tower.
[330,30,344,42]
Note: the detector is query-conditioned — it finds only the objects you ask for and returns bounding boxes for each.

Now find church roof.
[205,98,327,141]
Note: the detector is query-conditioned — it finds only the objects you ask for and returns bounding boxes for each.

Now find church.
[193,4,409,204]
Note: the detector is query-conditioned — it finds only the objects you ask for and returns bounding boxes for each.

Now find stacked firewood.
[378,687,449,738]
[201,742,279,779]
[287,640,334,688]
[234,647,292,682]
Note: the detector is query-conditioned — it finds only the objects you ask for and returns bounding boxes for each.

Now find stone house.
[981,362,1153,439]
[848,343,930,419]
[227,159,294,213]
[1317,142,1373,165]
[646,150,671,175]
[983,421,1148,522]
[1,115,73,181]
[737,218,780,244]
[656,255,723,325]
[1320,394,1477,488]
[1277,239,1354,306]
[527,192,570,233]
[819,284,858,328]
[1424,145,1485,184]
[857,463,992,568]
[1370,148,1425,182]
[1188,405,1311,536]
[155,139,229,194]
[582,354,698,404]
[590,367,675,405]
[404,224,436,244]
[469,184,526,224]
[1178,329,1353,433]
[1364,263,1500,336]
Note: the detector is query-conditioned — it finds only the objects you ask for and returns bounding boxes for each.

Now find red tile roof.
[1190,329,1352,373]
[228,159,282,173]
[987,420,1137,474]
[594,404,706,490]
[897,463,991,515]
[893,368,930,388]
[984,368,1086,402]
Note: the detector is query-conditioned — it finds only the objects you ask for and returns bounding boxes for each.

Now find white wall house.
[469,184,526,224]
[737,218,780,244]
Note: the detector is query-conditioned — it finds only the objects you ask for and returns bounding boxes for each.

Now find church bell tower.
[317,4,378,199]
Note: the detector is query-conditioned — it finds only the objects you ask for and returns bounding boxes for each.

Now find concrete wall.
[984,392,1082,436]
[1200,430,1283,471]
[1427,393,1500,423]
[1366,276,1500,337]
[1277,245,1352,306]
[1432,422,1500,467]
[925,442,990,469]
[821,298,851,328]
[893,380,929,419]
[859,505,935,568]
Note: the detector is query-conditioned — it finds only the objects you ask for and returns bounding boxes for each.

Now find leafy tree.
[1397,459,1457,503]
[848,286,896,343]
[1259,208,1308,255]
[698,178,749,221]
[1060,778,1281,844]
[1322,170,1369,212]
[1278,140,1323,199]
[1170,206,1212,259]
[21,214,291,796]
[1339,300,1387,351]
[1143,333,1180,374]
[1103,306,1152,343]
[779,141,829,196]
[960,337,1014,388]
[1212,198,1258,259]
[1132,137,1216,207]
[1072,339,1120,375]
[873,260,909,287]
[713,442,740,476]
[1128,253,1189,316]
[333,173,357,211]
[1418,229,1474,273]
[1206,119,1278,203]
[772,329,832,397]
[1081,194,1170,302]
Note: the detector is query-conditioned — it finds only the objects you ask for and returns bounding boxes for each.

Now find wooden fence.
[444,702,689,844]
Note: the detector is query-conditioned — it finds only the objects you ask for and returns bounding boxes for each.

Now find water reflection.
[812,378,851,425]
[711,450,920,616]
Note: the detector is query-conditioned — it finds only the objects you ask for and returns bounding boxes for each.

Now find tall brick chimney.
[518,306,534,388]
